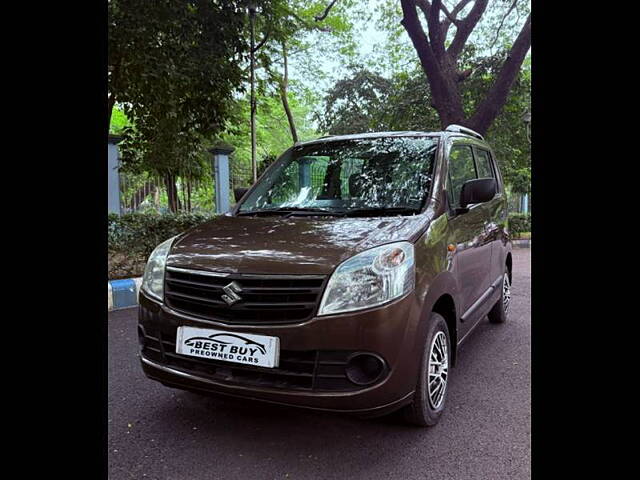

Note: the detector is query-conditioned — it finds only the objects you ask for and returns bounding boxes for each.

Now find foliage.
[219,92,321,187]
[108,0,531,210]
[253,0,356,86]
[108,1,350,195]
[108,0,258,180]
[508,212,531,238]
[109,106,129,135]
[247,0,357,149]
[108,212,215,279]
[317,67,393,134]
[374,0,530,134]
[317,53,530,191]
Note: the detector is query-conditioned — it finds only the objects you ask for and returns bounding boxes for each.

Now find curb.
[512,239,531,248]
[108,277,142,311]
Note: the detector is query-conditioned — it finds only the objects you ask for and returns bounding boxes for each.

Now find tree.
[108,0,263,211]
[318,68,393,134]
[219,89,321,187]
[250,0,355,144]
[318,55,530,190]
[398,0,530,134]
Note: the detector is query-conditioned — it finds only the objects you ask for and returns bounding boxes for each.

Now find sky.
[288,0,393,99]
[287,0,531,99]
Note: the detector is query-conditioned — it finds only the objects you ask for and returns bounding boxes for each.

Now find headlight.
[318,241,415,316]
[141,236,176,301]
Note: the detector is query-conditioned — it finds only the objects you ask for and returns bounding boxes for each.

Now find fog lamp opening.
[345,353,386,386]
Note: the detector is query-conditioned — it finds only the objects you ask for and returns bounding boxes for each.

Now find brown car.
[138,125,512,427]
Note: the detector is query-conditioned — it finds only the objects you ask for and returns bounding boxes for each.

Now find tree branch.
[414,0,448,61]
[400,0,439,79]
[489,0,518,50]
[427,0,446,59]
[252,30,269,53]
[441,0,473,37]
[447,0,489,59]
[288,9,332,32]
[439,4,459,25]
[314,0,338,22]
[279,41,298,143]
[468,13,531,134]
[415,0,431,18]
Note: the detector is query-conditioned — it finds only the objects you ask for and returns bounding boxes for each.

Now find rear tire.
[403,313,451,427]
[488,267,511,324]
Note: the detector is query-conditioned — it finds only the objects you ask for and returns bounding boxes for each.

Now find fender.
[403,270,462,386]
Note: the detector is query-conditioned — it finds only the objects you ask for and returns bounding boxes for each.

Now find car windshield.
[238,136,438,216]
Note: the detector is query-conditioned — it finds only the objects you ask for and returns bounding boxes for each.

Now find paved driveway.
[108,249,531,480]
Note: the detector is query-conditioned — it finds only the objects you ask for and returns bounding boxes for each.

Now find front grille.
[164,267,326,324]
[140,326,358,392]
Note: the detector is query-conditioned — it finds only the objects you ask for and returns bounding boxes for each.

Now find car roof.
[295,130,487,147]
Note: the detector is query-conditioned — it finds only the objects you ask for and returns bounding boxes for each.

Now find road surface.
[108,249,531,479]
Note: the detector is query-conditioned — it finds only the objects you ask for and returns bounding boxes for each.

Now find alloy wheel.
[427,331,448,409]
[503,273,511,314]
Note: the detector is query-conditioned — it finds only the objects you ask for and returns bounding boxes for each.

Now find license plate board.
[175,326,280,368]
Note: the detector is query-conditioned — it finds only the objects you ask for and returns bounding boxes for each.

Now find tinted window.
[447,145,477,208]
[475,149,495,179]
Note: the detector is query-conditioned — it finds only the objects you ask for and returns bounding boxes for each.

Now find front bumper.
[138,289,424,413]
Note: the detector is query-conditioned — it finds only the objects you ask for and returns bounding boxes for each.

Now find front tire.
[488,267,511,324]
[403,313,451,427]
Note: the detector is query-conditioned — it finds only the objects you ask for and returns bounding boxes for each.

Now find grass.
[513,231,531,240]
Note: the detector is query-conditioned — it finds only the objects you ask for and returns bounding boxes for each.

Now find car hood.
[167,213,431,275]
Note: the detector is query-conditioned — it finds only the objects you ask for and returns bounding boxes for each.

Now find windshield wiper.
[339,207,421,217]
[237,207,346,217]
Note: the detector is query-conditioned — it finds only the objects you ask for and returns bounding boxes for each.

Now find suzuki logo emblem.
[221,281,243,306]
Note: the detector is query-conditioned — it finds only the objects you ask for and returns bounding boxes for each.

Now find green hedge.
[508,212,531,238]
[108,212,215,279]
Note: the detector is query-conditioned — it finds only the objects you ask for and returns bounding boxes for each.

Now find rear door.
[472,146,508,285]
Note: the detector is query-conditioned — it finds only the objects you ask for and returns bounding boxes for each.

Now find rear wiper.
[340,207,420,217]
[237,207,345,217]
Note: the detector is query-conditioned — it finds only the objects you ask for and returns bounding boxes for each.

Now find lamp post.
[249,2,257,184]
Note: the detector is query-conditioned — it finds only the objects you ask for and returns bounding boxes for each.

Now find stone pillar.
[298,157,313,188]
[108,135,122,214]
[521,193,529,214]
[209,146,235,214]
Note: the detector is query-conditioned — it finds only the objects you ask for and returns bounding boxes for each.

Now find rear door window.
[474,148,495,179]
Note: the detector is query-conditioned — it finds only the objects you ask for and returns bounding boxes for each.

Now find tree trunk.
[164,173,181,213]
[279,42,299,144]
[400,0,465,128]
[186,180,192,212]
[400,0,530,135]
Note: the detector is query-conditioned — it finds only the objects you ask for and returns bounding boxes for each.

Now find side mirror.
[459,178,497,210]
[234,187,249,203]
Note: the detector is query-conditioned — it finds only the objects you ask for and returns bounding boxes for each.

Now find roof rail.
[445,124,484,140]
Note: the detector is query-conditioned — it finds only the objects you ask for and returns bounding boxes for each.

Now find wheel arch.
[416,271,461,367]
[432,294,458,366]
